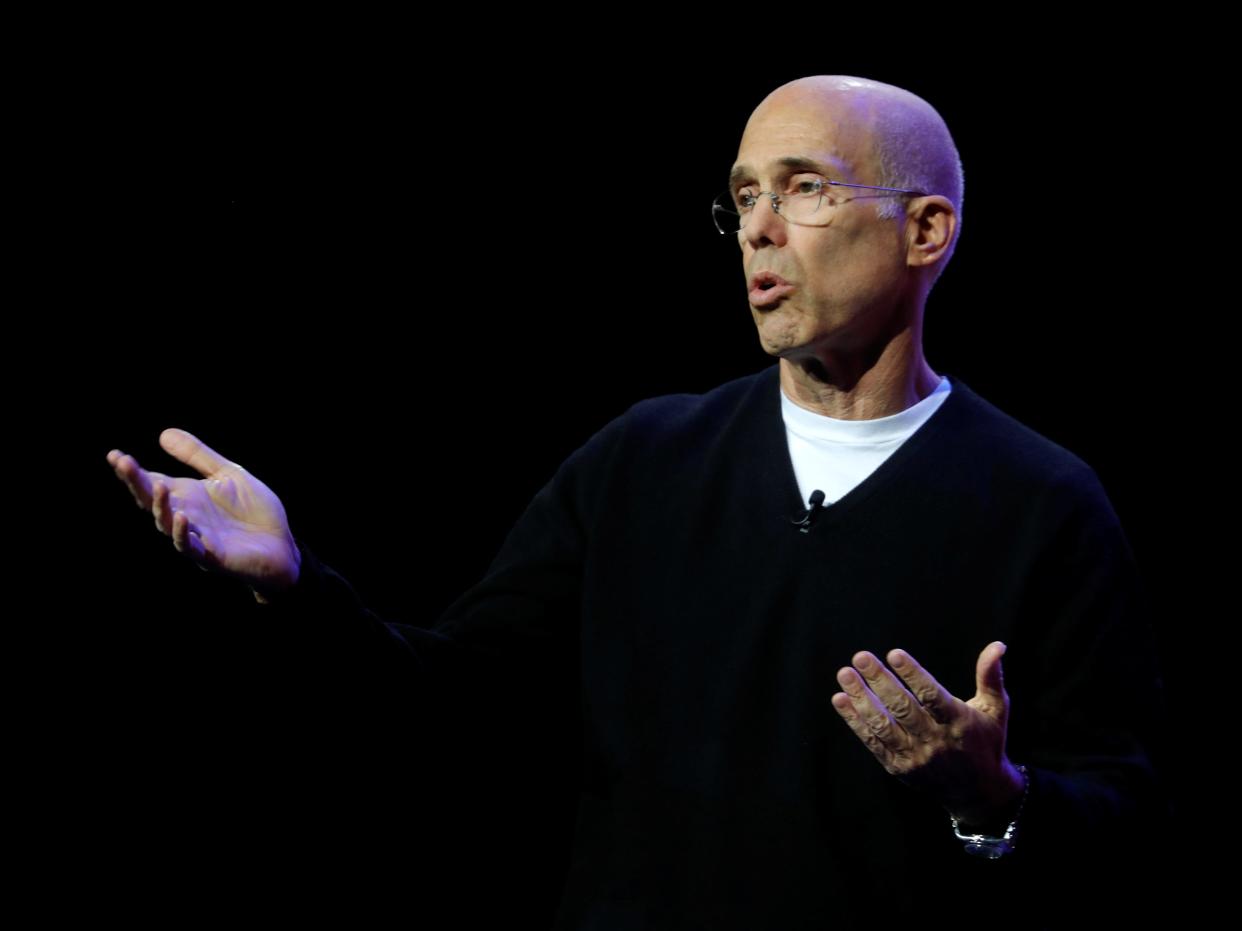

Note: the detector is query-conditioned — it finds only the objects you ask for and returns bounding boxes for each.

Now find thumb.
[974,641,1009,710]
[159,428,237,479]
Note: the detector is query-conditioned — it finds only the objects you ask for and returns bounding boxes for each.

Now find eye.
[736,192,757,211]
[792,178,823,196]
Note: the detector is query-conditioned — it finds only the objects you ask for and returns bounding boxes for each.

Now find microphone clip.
[792,489,826,534]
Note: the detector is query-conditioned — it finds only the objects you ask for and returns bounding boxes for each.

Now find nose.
[741,193,787,249]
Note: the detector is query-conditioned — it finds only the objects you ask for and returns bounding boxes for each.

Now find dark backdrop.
[67,53,1193,922]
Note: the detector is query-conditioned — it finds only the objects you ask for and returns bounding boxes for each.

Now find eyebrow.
[728,156,834,191]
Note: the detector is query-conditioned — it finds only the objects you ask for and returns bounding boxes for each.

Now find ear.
[904,195,957,271]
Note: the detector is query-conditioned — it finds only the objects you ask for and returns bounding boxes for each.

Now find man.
[107,76,1165,926]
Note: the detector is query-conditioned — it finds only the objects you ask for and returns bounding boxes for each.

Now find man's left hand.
[830,641,1025,830]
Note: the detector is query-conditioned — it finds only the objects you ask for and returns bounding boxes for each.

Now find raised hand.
[106,428,301,600]
[830,642,1026,830]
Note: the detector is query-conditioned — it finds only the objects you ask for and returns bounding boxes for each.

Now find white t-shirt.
[781,376,952,507]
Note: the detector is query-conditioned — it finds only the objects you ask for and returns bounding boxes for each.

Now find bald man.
[725,77,1030,827]
[108,76,1165,926]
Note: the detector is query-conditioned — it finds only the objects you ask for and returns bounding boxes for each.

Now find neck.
[778,327,939,420]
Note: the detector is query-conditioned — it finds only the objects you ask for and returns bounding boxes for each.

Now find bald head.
[742,76,964,279]
[747,76,962,213]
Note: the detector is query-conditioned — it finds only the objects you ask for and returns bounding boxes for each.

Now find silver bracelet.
[949,764,1029,859]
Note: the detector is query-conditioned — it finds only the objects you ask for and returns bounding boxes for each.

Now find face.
[730,88,913,362]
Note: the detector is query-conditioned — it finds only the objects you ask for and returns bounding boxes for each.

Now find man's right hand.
[106,428,301,602]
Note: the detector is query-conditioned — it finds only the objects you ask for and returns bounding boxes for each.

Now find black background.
[60,44,1204,922]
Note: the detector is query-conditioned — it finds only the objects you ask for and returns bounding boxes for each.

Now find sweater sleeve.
[1004,463,1170,877]
[233,416,630,928]
[252,407,627,704]
[256,537,436,674]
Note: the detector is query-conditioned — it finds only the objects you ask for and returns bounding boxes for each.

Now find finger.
[835,664,906,751]
[172,509,214,572]
[830,690,896,767]
[850,651,932,733]
[973,641,1009,713]
[885,648,957,726]
[152,480,172,536]
[111,452,156,510]
[159,428,241,479]
[107,451,139,501]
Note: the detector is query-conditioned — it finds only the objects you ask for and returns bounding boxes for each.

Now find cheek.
[823,238,900,292]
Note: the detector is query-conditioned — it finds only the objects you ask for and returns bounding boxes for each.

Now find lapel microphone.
[792,489,826,533]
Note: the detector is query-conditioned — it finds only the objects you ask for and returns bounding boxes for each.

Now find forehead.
[730,92,872,185]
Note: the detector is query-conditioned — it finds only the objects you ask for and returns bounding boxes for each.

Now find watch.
[949,764,1029,859]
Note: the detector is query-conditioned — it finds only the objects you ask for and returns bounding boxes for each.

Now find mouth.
[749,271,794,308]
[749,270,790,291]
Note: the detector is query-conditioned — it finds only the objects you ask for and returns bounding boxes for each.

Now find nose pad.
[760,193,782,217]
[743,193,786,245]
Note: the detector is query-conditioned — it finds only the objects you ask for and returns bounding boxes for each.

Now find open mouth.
[750,271,791,292]
[749,280,795,308]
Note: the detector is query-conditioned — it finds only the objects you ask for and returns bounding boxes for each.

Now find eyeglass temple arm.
[825,179,927,196]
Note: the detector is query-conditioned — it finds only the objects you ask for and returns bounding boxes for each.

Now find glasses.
[712,178,928,234]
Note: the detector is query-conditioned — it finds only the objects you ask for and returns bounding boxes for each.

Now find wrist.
[948,758,1026,831]
[949,763,1029,859]
[252,539,303,604]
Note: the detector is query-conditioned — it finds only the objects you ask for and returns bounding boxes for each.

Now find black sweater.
[265,363,1166,928]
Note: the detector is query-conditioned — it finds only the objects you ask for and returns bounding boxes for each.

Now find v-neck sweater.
[271,362,1166,928]
[780,373,952,506]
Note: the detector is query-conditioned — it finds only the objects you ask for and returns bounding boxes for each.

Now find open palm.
[106,428,301,596]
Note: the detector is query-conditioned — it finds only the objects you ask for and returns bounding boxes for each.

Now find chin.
[753,318,805,358]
